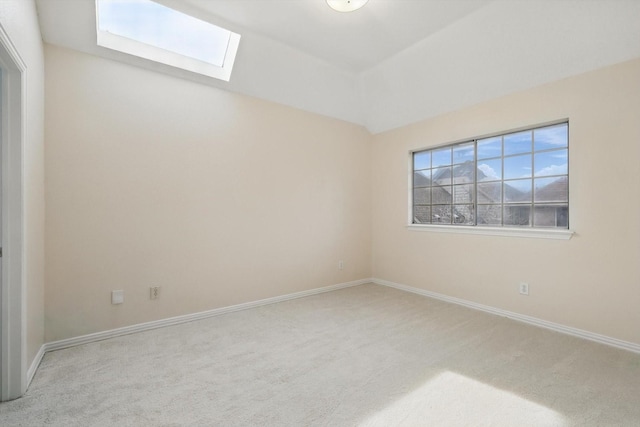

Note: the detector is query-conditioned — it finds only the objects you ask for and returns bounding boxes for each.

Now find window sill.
[407,224,574,240]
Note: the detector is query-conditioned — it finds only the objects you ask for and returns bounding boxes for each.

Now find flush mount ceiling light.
[326,0,369,12]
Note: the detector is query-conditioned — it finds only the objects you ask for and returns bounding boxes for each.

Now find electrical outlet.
[519,282,529,295]
[150,286,160,300]
[338,260,344,270]
[111,290,124,305]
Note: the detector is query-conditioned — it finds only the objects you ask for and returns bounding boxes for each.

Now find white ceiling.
[36,0,640,134]
[180,0,489,73]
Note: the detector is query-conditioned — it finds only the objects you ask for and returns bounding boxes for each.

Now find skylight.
[96,0,241,81]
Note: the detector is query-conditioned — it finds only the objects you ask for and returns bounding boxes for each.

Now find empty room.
[1,0,639,425]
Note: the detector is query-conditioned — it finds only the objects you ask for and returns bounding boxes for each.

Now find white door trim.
[0,22,26,401]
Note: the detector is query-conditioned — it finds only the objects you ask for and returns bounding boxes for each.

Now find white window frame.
[408,121,574,240]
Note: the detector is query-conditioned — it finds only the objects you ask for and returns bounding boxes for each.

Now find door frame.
[0,22,26,401]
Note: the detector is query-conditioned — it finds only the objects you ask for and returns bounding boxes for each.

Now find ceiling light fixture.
[326,0,369,13]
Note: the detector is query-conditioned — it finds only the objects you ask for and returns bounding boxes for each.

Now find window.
[412,122,568,229]
[96,0,241,81]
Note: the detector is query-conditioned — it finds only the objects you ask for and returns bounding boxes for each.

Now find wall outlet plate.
[519,282,529,295]
[111,290,124,304]
[150,286,160,300]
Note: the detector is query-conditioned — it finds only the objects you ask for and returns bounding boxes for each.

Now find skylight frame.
[95,0,241,82]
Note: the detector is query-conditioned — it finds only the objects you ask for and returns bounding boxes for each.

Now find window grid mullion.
[411,122,568,229]
[474,140,478,226]
[530,130,534,228]
[501,135,505,227]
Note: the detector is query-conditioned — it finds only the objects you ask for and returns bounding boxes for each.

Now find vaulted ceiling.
[36,0,640,133]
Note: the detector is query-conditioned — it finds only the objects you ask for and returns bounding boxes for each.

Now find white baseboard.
[27,344,46,388]
[44,278,370,353]
[372,277,640,354]
[28,276,639,389]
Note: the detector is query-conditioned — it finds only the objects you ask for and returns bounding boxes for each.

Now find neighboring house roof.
[416,163,568,205]
[535,176,568,202]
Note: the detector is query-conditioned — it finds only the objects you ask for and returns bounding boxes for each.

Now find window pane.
[504,154,532,179]
[504,131,532,156]
[453,162,475,182]
[410,122,568,231]
[432,167,452,185]
[534,205,568,228]
[477,182,502,203]
[432,147,452,167]
[432,205,452,224]
[477,136,501,160]
[477,205,502,226]
[453,184,473,204]
[432,186,452,204]
[413,187,431,205]
[477,158,502,182]
[534,149,568,177]
[535,177,568,202]
[504,205,532,227]
[453,143,474,164]
[413,170,431,187]
[504,179,531,202]
[413,205,431,224]
[534,123,568,151]
[453,205,474,225]
[414,151,430,170]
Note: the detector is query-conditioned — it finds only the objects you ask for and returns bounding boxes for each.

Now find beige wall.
[0,0,46,369]
[44,41,640,347]
[372,58,640,345]
[44,45,372,342]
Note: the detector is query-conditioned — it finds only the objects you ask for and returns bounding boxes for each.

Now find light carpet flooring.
[1,283,640,426]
